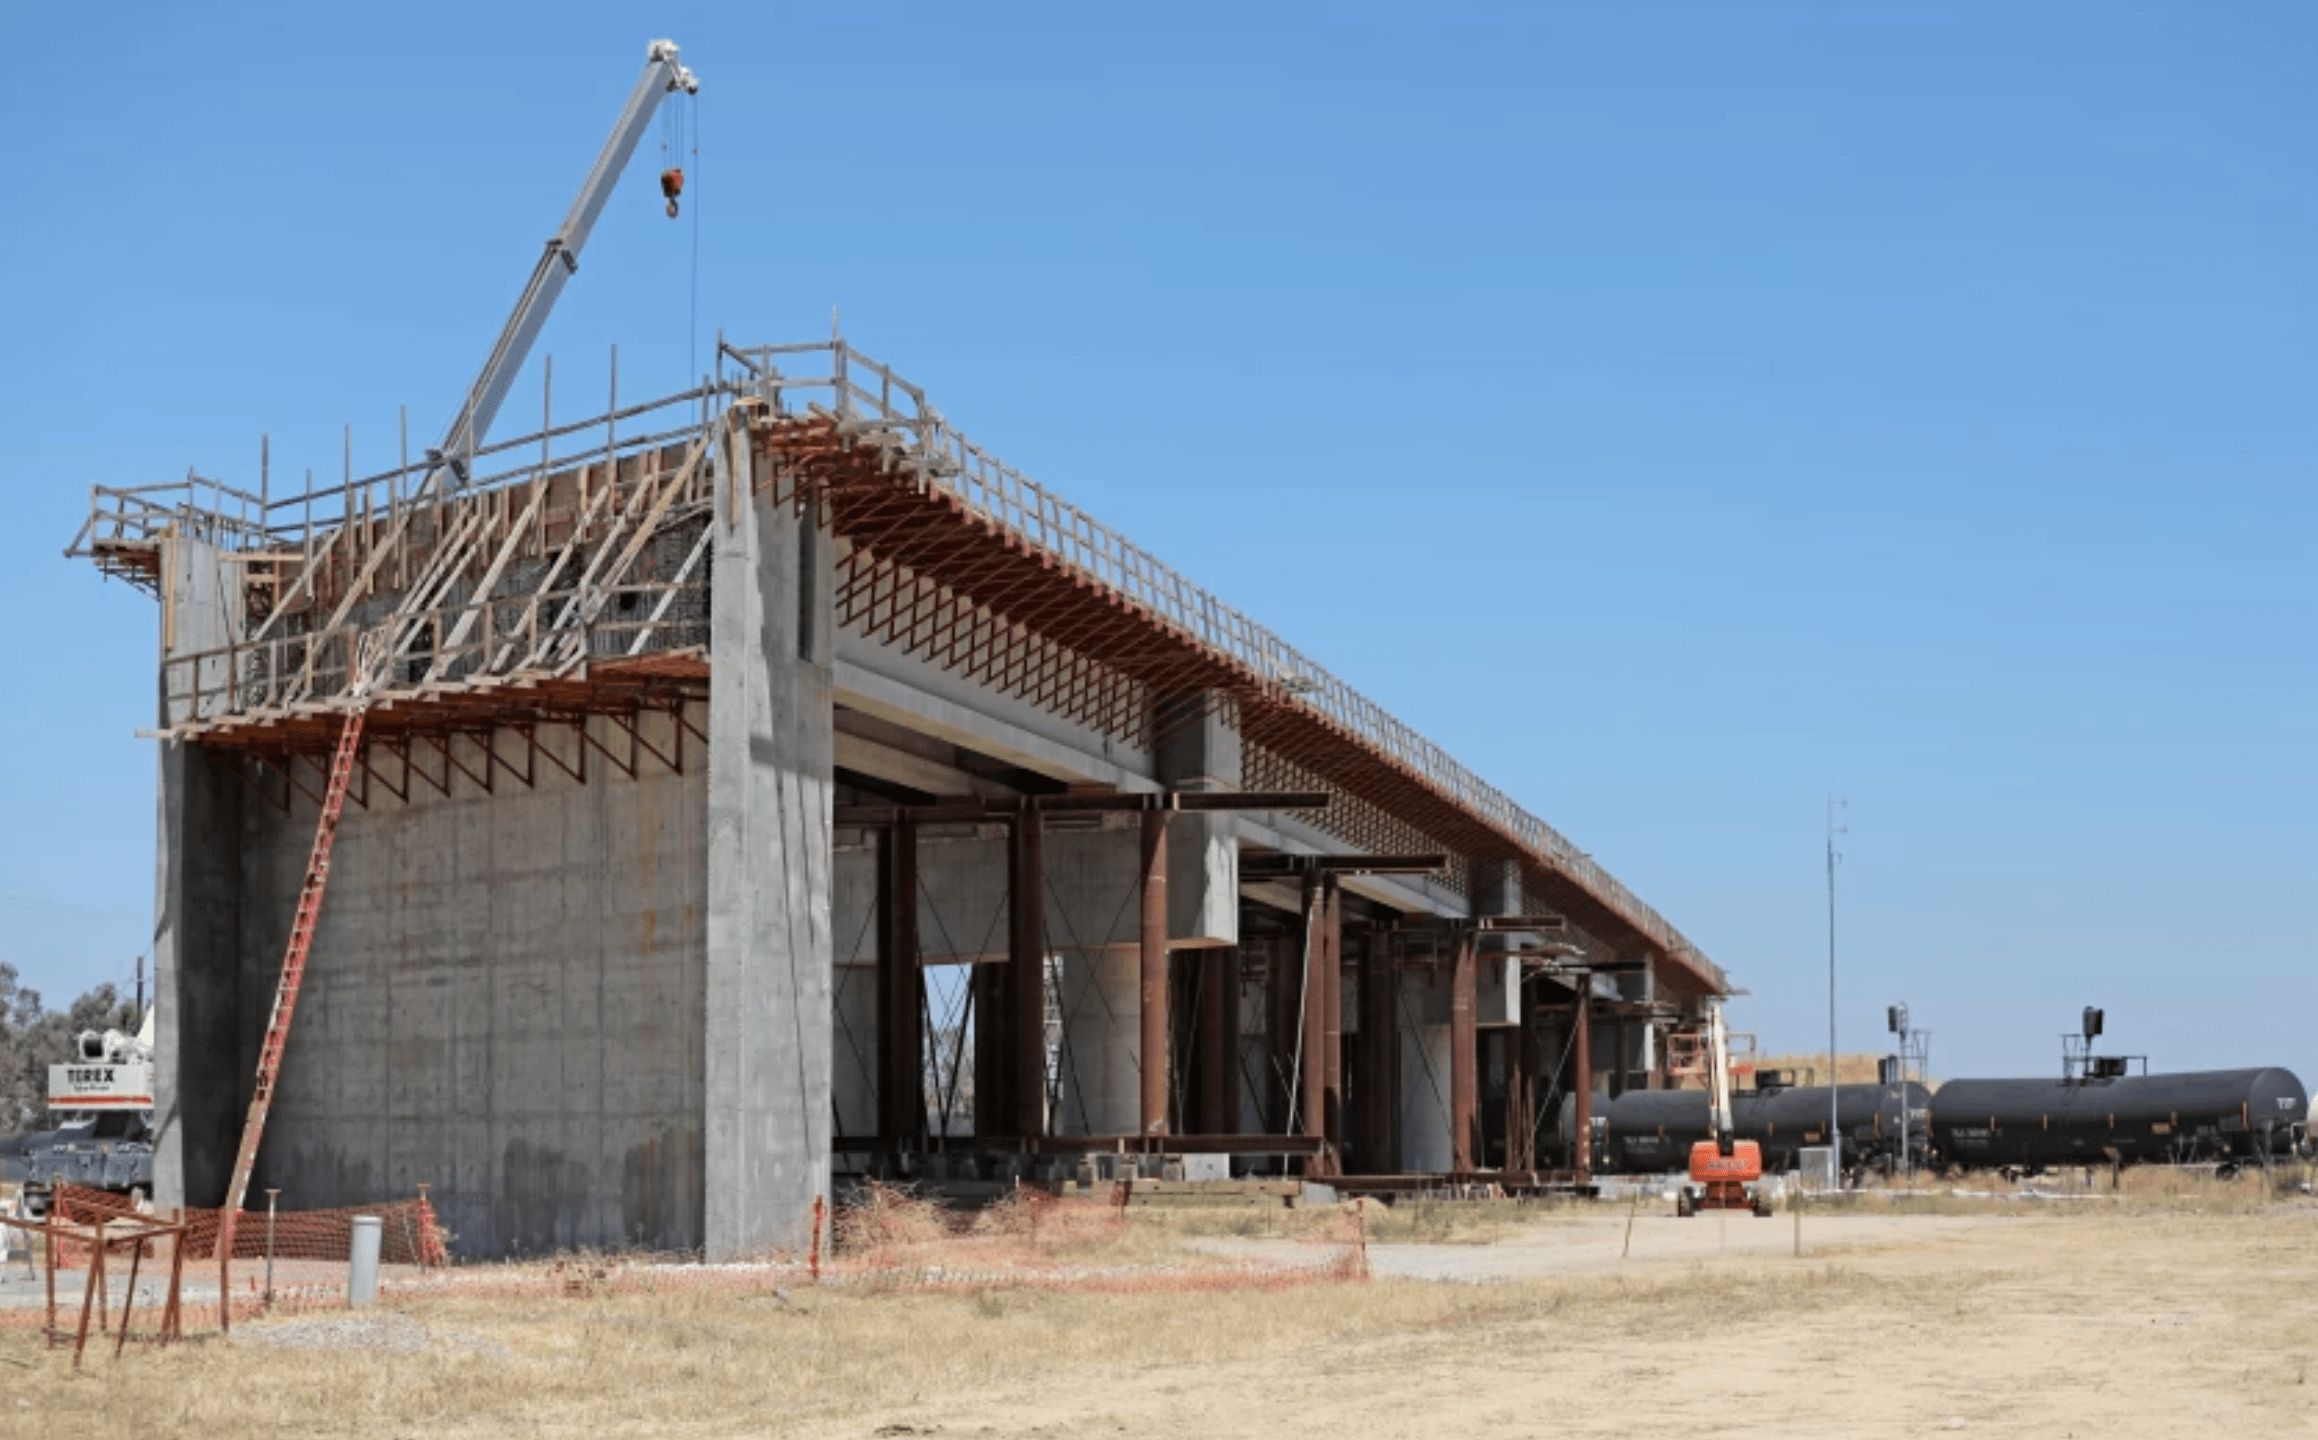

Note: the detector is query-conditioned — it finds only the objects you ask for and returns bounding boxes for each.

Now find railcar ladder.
[219,704,367,1235]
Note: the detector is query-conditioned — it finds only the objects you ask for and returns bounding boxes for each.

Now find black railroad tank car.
[1930,1067,2307,1173]
[1560,1082,1930,1175]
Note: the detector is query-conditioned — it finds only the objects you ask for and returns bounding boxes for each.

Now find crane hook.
[660,167,686,219]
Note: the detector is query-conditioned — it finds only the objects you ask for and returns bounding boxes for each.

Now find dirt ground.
[822,1201,2318,1440]
[4,1195,2315,1438]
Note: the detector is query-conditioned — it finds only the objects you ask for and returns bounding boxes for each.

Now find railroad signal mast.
[2061,1006,2145,1084]
[1881,1003,1930,1177]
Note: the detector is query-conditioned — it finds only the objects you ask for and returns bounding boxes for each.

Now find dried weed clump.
[832,1182,957,1253]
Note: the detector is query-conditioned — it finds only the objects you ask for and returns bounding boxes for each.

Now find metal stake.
[263,1189,279,1306]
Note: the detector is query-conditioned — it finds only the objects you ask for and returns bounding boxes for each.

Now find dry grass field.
[5,1179,2315,1439]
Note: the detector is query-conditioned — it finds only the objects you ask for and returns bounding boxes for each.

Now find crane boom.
[428,38,699,491]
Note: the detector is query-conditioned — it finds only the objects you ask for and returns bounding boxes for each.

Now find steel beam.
[1467,914,1569,933]
[1240,853,1448,879]
[835,790,1329,828]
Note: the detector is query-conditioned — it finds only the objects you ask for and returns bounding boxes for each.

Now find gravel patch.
[231,1313,512,1358]
[235,1314,433,1353]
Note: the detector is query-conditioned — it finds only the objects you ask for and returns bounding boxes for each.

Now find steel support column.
[878,816,925,1141]
[1505,1002,1531,1172]
[972,957,1011,1137]
[1266,932,1298,1134]
[1197,947,1237,1134]
[1320,881,1343,1156]
[1450,930,1477,1174]
[1572,982,1593,1186]
[1139,808,1170,1136]
[1010,811,1047,1139]
[1354,928,1399,1173]
[1299,874,1327,1161]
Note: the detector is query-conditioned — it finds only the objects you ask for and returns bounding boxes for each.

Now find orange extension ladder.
[217,706,367,1259]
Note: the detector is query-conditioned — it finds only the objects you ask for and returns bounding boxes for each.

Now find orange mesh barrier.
[48,1183,446,1267]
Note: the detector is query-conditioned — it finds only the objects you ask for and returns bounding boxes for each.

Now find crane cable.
[654,86,702,378]
[658,85,690,219]
[689,90,701,380]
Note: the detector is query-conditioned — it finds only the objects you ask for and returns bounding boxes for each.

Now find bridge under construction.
[68,336,1729,1258]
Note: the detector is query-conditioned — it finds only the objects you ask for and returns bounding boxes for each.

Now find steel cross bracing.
[66,337,1721,996]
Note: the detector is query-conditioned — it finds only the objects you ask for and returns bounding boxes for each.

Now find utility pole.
[1826,798,1845,1186]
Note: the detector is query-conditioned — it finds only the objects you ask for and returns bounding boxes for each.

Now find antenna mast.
[1826,796,1846,1185]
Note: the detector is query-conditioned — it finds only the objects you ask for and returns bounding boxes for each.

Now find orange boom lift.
[1678,1001,1773,1218]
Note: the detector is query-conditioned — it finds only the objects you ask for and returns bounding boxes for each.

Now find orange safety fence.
[48,1183,446,1267]
[0,1183,450,1341]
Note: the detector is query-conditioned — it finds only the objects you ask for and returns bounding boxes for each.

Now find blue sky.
[1,3,2309,1079]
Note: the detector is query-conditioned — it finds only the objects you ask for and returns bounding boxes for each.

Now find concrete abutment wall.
[244,712,709,1258]
[150,447,842,1260]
